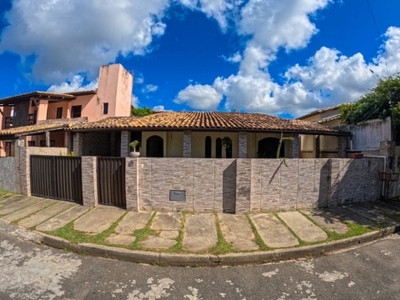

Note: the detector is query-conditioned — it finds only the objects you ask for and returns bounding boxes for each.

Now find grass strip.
[131,211,157,249]
[166,211,187,253]
[246,214,271,251]
[210,212,234,255]
[273,212,306,246]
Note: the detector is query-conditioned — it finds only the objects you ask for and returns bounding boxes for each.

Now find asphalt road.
[0,230,400,300]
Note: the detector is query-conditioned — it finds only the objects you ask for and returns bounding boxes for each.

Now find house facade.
[0,64,133,157]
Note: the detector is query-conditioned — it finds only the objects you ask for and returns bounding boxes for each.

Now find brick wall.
[0,157,17,192]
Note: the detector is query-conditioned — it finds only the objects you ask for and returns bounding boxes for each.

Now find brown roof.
[69,112,348,135]
[0,89,97,106]
[297,104,346,120]
[0,122,78,136]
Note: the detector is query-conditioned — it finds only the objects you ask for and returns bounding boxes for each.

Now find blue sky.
[0,0,399,118]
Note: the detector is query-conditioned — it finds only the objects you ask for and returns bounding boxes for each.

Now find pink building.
[0,64,133,157]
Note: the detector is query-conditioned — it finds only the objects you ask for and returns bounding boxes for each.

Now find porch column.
[183,130,192,158]
[45,131,50,147]
[338,136,347,158]
[121,131,130,157]
[238,131,248,158]
[73,133,82,156]
[287,133,300,158]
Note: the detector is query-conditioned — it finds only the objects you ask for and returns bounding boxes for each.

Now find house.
[0,64,133,157]
[297,104,344,158]
[67,111,349,159]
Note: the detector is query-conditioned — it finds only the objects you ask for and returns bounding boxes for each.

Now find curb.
[44,226,400,266]
[2,219,399,266]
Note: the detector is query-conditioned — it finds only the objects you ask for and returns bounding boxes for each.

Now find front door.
[146,135,163,157]
[258,138,284,158]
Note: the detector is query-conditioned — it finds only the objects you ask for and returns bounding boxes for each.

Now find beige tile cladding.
[81,157,98,207]
[193,158,216,213]
[171,159,194,212]
[73,132,82,157]
[125,158,138,211]
[151,158,174,211]
[235,159,251,214]
[215,159,236,213]
[138,158,152,211]
[259,159,282,212]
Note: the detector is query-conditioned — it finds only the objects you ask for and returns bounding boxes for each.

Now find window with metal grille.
[56,107,63,119]
[103,103,109,115]
[71,105,82,118]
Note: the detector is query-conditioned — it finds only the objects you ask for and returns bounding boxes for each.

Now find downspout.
[363,155,386,197]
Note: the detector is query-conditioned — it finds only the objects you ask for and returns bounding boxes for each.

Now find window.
[27,141,35,147]
[40,140,55,147]
[71,105,82,118]
[103,103,109,115]
[205,136,212,158]
[56,107,63,119]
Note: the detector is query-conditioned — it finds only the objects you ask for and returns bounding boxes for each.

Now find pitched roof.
[0,122,78,136]
[69,112,348,135]
[297,104,344,120]
[0,90,97,105]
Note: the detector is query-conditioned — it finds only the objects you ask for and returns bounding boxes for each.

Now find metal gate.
[30,155,83,203]
[97,157,126,207]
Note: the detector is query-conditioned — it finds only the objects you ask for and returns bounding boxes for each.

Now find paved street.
[1,230,399,300]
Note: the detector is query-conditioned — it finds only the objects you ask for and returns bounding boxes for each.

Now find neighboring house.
[297,104,344,158]
[0,64,133,157]
[67,112,349,159]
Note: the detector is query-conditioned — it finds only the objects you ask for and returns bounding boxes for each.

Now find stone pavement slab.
[74,207,125,235]
[302,209,348,235]
[151,212,182,231]
[106,234,136,245]
[0,197,43,215]
[115,212,152,235]
[329,207,375,227]
[278,211,328,243]
[36,205,90,232]
[183,214,217,252]
[218,214,259,251]
[159,230,179,239]
[141,236,177,249]
[0,195,28,207]
[344,204,396,225]
[250,213,299,248]
[18,201,76,228]
[1,199,55,223]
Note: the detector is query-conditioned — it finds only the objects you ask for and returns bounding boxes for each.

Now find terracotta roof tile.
[69,112,348,135]
[0,122,79,136]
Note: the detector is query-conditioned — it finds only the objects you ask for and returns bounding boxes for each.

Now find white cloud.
[143,84,158,93]
[153,105,173,111]
[47,76,98,93]
[178,0,235,30]
[211,26,400,117]
[132,95,139,107]
[223,52,242,63]
[174,84,222,110]
[0,0,169,83]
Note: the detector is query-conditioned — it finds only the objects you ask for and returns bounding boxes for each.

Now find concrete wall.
[342,118,392,153]
[0,157,16,192]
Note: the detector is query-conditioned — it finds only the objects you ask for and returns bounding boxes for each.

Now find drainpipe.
[363,155,386,197]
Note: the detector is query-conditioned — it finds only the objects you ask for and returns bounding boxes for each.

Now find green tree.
[131,106,154,117]
[340,72,400,125]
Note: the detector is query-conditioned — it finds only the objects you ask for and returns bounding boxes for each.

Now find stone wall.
[13,148,385,213]
[0,157,16,192]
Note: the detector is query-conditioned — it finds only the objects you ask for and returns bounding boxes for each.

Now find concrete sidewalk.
[1,193,400,266]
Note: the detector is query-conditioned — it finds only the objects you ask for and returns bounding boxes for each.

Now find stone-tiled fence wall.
[12,146,384,213]
[125,157,384,214]
[0,157,17,193]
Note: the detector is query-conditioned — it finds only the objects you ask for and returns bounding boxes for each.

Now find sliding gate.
[30,155,83,203]
[97,157,126,208]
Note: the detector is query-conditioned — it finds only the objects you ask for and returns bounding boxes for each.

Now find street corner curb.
[159,253,219,266]
[0,219,43,244]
